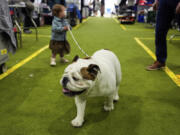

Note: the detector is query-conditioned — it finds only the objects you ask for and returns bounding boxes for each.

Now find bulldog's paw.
[113,94,119,102]
[71,117,84,127]
[104,104,114,111]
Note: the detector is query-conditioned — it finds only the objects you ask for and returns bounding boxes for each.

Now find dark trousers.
[22,8,32,31]
[24,16,32,31]
[155,0,180,63]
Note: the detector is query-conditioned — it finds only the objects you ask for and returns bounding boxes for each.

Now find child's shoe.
[50,58,56,66]
[60,57,69,63]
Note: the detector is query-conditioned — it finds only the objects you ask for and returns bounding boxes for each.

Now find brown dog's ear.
[72,55,79,62]
[87,64,101,76]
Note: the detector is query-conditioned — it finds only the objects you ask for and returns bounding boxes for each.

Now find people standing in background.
[82,0,90,18]
[21,0,35,34]
[89,0,94,16]
[146,0,180,70]
[33,0,42,13]
[94,0,101,16]
[8,0,35,34]
[101,0,105,17]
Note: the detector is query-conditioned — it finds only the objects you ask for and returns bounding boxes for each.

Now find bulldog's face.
[60,56,100,97]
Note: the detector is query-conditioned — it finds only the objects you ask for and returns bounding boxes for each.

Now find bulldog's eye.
[72,76,79,81]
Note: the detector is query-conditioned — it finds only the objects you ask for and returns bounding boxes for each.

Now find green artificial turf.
[0,17,180,135]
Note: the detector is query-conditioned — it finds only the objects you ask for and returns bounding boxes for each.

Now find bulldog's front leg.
[104,96,114,111]
[71,96,86,127]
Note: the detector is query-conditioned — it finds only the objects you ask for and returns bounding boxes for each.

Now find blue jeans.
[155,0,180,63]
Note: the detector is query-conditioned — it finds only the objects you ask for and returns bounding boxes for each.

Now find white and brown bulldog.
[60,49,122,127]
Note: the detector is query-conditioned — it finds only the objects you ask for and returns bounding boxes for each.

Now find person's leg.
[94,11,97,16]
[52,53,56,58]
[147,0,177,70]
[101,5,104,16]
[24,16,32,30]
[50,53,57,66]
[59,42,69,63]
[155,0,176,63]
[22,8,32,34]
[60,52,69,63]
[177,14,180,30]
[59,51,64,58]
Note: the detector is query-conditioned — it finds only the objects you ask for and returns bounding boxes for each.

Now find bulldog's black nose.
[62,77,69,87]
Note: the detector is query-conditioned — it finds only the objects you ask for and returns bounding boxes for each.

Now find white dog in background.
[60,49,122,127]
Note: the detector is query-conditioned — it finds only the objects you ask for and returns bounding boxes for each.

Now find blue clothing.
[67,3,82,20]
[155,0,180,63]
[51,17,69,41]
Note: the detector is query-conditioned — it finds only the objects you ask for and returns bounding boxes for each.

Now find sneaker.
[60,58,69,63]
[146,61,165,71]
[50,58,56,66]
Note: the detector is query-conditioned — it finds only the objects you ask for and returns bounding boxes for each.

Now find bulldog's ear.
[80,64,100,81]
[72,55,79,62]
[87,64,101,76]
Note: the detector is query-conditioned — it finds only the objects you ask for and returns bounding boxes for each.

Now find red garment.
[139,0,147,5]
